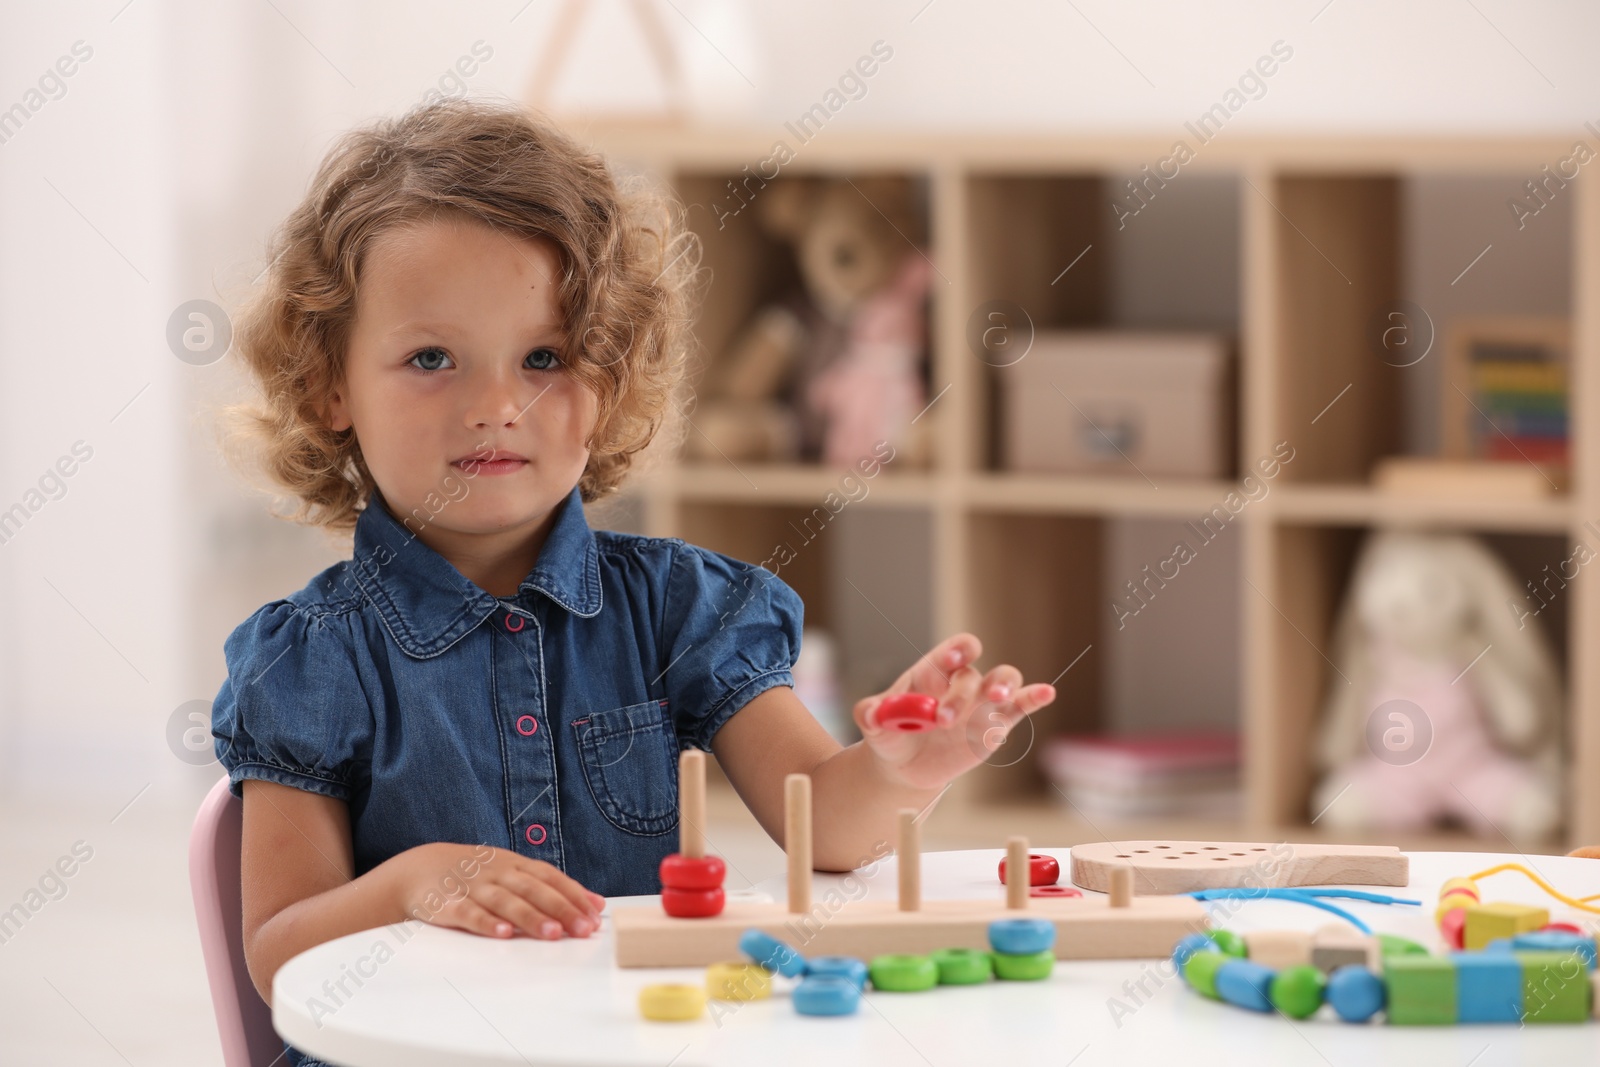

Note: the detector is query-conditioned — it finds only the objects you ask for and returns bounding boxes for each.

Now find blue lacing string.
[1185,887,1422,935]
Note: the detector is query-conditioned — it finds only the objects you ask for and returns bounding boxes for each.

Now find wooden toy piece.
[1183,948,1228,998]
[989,918,1055,956]
[660,854,725,890]
[1464,902,1549,950]
[930,947,993,985]
[874,692,939,732]
[786,773,812,916]
[1519,950,1591,1022]
[1326,965,1385,1023]
[1243,929,1312,970]
[1214,960,1275,1012]
[998,853,1061,887]
[1310,924,1380,974]
[1108,866,1132,909]
[1544,922,1585,935]
[1269,965,1327,1020]
[661,886,724,917]
[638,983,705,1021]
[991,949,1053,980]
[1071,840,1407,895]
[1384,955,1458,1025]
[1453,952,1523,1023]
[1004,836,1029,910]
[794,975,861,1015]
[870,953,938,991]
[679,750,706,859]
[1593,969,1600,1019]
[705,961,772,1001]
[898,808,920,913]
[1208,929,1247,957]
[805,956,868,989]
[1439,907,1467,950]
[1377,933,1429,958]
[1510,930,1598,969]
[1031,885,1082,899]
[1172,932,1218,969]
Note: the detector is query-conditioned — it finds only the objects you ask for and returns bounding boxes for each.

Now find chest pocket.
[572,699,679,836]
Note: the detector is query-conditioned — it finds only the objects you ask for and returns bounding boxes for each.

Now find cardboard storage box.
[999,331,1234,478]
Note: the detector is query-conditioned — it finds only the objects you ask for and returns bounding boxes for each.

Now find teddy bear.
[686,175,932,468]
[1308,528,1564,842]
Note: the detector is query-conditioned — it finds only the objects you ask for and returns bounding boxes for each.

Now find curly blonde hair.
[218,98,700,534]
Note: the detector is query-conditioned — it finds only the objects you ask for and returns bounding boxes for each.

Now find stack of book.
[1042,731,1240,820]
[1470,342,1568,465]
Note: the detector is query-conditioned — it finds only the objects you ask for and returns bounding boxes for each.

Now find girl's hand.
[390,842,606,940]
[852,632,1057,791]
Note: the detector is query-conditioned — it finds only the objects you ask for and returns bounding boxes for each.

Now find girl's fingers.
[478,884,560,939]
[515,859,602,921]
[979,664,1024,703]
[450,897,517,939]
[505,871,598,936]
[901,633,982,697]
[935,664,984,725]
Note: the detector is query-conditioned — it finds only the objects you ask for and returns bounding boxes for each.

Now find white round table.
[273,849,1600,1065]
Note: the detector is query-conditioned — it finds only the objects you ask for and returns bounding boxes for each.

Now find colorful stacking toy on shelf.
[658,750,726,918]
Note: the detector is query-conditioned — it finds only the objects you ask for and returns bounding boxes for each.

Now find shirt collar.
[349,482,603,659]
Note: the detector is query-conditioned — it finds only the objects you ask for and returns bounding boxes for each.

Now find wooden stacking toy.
[613,771,1208,967]
[657,750,726,918]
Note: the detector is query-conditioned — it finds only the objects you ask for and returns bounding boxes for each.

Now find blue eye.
[408,347,452,372]
[526,347,561,371]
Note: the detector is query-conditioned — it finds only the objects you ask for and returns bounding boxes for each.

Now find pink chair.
[189,775,285,1067]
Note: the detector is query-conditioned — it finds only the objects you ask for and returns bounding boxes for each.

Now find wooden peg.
[1005,836,1029,910]
[1109,865,1132,908]
[898,809,920,912]
[786,773,812,915]
[678,749,705,859]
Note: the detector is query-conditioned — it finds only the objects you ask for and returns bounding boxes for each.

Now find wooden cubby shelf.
[575,124,1600,853]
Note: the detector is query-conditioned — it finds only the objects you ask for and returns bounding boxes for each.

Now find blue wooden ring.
[805,956,868,989]
[738,929,805,977]
[988,917,1056,956]
[793,975,861,1015]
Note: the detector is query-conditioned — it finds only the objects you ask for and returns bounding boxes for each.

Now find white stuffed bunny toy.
[1309,529,1564,841]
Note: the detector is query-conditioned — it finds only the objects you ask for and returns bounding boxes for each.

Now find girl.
[211,97,1057,1066]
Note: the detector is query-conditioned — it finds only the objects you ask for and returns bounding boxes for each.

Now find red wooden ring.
[999,853,1062,887]
[1439,907,1467,950]
[661,885,725,918]
[1542,921,1585,935]
[1030,884,1081,899]
[874,693,939,732]
[659,853,726,891]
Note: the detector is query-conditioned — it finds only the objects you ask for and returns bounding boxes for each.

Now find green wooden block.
[1517,950,1591,1023]
[1384,955,1457,1025]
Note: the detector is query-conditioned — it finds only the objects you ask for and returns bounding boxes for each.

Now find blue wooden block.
[1510,932,1597,971]
[1453,951,1523,1023]
[1215,960,1276,1012]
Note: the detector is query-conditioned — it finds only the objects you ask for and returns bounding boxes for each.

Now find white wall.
[3,0,1597,806]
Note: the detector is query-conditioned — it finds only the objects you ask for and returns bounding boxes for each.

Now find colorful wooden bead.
[793,975,861,1016]
[930,947,993,985]
[1518,949,1592,1023]
[1243,929,1312,970]
[1434,893,1478,923]
[1453,951,1522,1023]
[1376,933,1429,958]
[661,885,725,918]
[739,929,806,977]
[638,983,706,1021]
[873,693,940,732]
[1439,877,1480,902]
[1310,924,1379,974]
[1464,903,1550,950]
[659,853,726,891]
[991,948,1054,981]
[1172,932,1219,970]
[1384,955,1457,1025]
[1544,922,1585,936]
[1207,929,1247,957]
[1326,964,1385,1023]
[1183,948,1228,999]
[869,953,939,991]
[804,956,868,989]
[998,853,1061,887]
[1030,884,1082,899]
[705,961,771,1001]
[1510,931,1598,970]
[988,917,1055,956]
[1268,965,1326,1020]
[1215,960,1276,1012]
[1439,907,1467,950]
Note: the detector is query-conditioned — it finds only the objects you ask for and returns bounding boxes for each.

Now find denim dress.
[210,483,803,1067]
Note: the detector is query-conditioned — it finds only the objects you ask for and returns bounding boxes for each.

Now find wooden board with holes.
[611,894,1210,968]
[1069,841,1409,896]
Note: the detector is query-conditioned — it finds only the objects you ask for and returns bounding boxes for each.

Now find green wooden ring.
[1207,929,1247,957]
[930,947,994,985]
[1183,947,1228,998]
[991,948,1054,981]
[869,953,939,991]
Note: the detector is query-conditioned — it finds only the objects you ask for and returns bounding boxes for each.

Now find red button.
[516,715,538,736]
[525,824,547,846]
[504,613,524,632]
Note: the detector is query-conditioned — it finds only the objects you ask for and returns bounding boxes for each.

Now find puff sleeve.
[211,600,375,802]
[659,542,805,751]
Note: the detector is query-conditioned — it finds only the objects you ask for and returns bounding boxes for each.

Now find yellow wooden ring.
[705,961,772,1001]
[639,983,706,1021]
[1434,894,1477,923]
